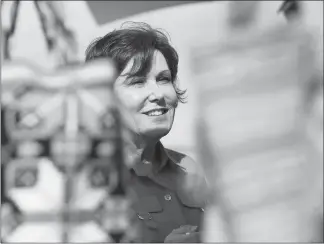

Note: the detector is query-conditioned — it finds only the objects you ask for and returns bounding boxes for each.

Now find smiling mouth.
[143,108,168,117]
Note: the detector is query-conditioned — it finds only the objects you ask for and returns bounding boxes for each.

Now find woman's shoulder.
[164,148,205,177]
[164,147,210,206]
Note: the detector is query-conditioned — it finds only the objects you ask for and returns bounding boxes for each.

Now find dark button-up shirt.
[129,142,207,243]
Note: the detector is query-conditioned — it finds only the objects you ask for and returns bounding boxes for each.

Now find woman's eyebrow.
[122,74,146,85]
[156,70,171,77]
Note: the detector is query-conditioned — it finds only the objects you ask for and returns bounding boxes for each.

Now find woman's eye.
[133,80,145,85]
[128,78,145,87]
[157,77,172,84]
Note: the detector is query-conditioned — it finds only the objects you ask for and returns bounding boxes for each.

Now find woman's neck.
[129,135,160,165]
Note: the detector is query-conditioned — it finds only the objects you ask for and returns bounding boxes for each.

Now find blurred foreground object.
[191,1,323,242]
[1,1,139,242]
[1,59,140,242]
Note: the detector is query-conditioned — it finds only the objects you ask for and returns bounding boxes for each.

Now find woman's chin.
[142,126,171,140]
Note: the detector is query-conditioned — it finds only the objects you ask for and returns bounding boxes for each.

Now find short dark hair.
[85,22,187,103]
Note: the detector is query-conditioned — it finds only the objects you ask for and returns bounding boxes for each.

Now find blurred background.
[1,0,323,242]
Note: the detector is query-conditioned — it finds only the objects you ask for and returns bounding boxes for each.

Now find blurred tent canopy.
[86,1,203,25]
[278,0,301,20]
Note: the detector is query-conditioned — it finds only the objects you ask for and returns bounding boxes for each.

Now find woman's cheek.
[165,85,178,108]
[115,88,142,112]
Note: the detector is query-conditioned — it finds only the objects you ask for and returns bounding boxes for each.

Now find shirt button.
[164,194,172,201]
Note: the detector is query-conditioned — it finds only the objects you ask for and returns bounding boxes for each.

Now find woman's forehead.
[151,51,169,72]
[120,50,170,77]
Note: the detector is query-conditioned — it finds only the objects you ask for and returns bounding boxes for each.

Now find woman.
[85,22,207,243]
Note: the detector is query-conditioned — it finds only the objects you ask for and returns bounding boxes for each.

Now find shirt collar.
[130,142,191,194]
[131,141,171,177]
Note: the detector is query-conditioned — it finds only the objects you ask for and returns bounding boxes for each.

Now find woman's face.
[114,50,178,141]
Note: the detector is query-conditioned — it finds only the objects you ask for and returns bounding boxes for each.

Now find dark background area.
[86,1,201,25]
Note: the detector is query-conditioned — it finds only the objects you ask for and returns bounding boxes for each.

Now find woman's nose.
[147,83,163,102]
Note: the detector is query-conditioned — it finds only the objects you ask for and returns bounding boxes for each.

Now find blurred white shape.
[69,221,109,242]
[16,141,42,157]
[302,1,323,73]
[205,88,302,151]
[12,92,65,136]
[191,1,320,242]
[78,88,116,135]
[6,222,62,242]
[9,158,64,213]
[234,199,302,242]
[202,205,229,242]
[223,148,306,212]
[70,166,106,211]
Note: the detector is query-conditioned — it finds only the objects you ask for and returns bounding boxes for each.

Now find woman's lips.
[142,108,168,116]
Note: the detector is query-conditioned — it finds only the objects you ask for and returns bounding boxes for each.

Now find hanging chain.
[1,0,78,65]
[1,0,20,60]
[33,1,78,66]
